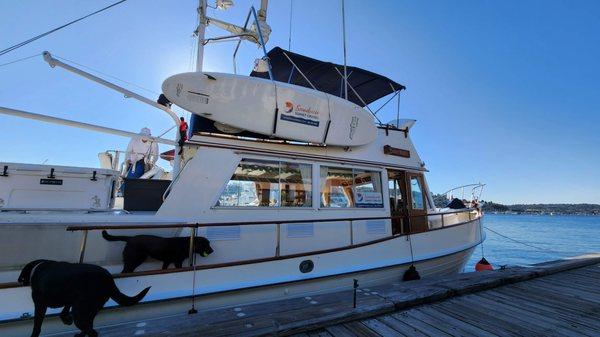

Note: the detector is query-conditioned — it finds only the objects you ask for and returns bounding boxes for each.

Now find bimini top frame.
[250,47,405,108]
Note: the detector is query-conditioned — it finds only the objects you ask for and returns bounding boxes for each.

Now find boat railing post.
[78,230,88,263]
[353,279,359,308]
[441,213,445,227]
[275,223,281,257]
[468,210,472,221]
[350,220,354,245]
[188,223,199,315]
[188,226,196,267]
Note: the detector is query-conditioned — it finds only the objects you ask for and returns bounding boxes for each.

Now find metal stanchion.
[353,279,359,308]
[188,226,198,314]
[78,230,88,263]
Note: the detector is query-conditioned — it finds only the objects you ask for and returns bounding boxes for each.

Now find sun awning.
[250,47,405,107]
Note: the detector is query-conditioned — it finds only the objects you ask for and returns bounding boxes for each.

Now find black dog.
[102,231,214,273]
[18,260,150,337]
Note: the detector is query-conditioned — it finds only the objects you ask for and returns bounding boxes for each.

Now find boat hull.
[0,218,481,336]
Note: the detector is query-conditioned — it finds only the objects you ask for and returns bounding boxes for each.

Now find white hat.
[140,127,151,137]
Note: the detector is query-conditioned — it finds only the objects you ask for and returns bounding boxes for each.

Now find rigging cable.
[0,53,42,68]
[484,226,562,254]
[0,0,127,57]
[53,54,159,95]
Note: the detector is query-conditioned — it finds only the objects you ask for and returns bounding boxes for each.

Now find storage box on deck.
[0,162,118,210]
[123,178,170,212]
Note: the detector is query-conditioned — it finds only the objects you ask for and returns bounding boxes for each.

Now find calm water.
[464,214,600,271]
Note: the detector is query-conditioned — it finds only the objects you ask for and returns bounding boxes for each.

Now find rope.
[0,0,127,57]
[53,55,159,95]
[484,226,562,254]
[0,53,42,68]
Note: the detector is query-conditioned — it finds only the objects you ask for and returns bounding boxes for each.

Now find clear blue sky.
[1,0,599,204]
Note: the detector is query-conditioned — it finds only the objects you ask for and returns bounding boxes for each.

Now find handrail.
[65,208,479,231]
[0,214,483,291]
[0,209,481,291]
[64,208,480,280]
[442,183,486,201]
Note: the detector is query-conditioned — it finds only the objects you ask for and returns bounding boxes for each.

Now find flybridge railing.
[442,183,486,205]
[63,208,481,276]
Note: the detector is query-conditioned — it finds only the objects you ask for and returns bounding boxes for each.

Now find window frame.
[318,165,385,210]
[213,157,314,209]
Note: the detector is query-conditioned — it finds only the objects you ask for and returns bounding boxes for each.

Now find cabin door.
[387,170,409,235]
[406,173,429,233]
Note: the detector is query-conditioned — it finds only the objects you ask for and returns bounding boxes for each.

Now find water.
[465,214,600,271]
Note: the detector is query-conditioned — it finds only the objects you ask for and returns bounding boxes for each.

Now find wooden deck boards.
[49,254,600,337]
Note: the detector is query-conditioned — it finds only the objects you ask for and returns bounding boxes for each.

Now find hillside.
[432,194,600,215]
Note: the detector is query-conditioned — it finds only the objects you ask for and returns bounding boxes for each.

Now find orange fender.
[475,257,494,272]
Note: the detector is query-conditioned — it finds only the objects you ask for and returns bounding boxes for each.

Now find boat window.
[320,167,354,207]
[320,167,383,208]
[280,162,312,207]
[217,159,311,207]
[410,176,425,210]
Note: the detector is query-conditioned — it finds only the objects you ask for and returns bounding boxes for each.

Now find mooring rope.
[484,226,562,254]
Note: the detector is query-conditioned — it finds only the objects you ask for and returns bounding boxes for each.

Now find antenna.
[341,0,348,100]
[288,0,293,51]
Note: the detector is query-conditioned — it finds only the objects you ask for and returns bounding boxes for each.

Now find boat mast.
[341,0,348,100]
[196,0,207,72]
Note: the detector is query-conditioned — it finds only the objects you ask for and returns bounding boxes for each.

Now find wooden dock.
[51,254,599,337]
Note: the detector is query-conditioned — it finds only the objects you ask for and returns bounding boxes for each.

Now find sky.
[1,0,599,204]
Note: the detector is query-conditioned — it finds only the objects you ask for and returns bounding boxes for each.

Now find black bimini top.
[250,47,405,107]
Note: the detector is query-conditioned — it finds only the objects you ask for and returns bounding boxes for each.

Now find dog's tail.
[102,230,131,242]
[111,285,151,306]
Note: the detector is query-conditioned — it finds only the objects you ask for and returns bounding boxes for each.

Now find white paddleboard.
[162,72,377,147]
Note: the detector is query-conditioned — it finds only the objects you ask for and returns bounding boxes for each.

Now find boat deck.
[48,253,600,337]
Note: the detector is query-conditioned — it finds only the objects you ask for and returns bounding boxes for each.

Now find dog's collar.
[29,261,46,280]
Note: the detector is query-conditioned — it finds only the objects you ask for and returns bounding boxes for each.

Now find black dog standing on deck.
[102,231,214,273]
[18,260,150,337]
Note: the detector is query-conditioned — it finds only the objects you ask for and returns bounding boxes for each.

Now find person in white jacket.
[124,127,159,179]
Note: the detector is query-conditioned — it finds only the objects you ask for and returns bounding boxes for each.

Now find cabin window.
[280,162,312,207]
[320,167,383,208]
[410,176,425,210]
[217,159,311,207]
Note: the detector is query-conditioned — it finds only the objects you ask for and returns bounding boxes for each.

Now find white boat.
[0,1,485,336]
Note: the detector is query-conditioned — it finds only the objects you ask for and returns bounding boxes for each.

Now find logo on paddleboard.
[285,101,294,113]
[280,101,320,127]
[349,116,359,140]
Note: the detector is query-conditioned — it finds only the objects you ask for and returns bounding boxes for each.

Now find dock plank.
[375,315,430,337]
[459,294,584,336]
[361,318,409,337]
[479,290,600,334]
[412,306,500,337]
[402,308,477,337]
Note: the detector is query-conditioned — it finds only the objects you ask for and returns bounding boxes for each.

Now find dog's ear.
[18,261,36,285]
[18,259,47,286]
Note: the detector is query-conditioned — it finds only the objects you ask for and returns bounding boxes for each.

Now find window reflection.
[320,167,383,208]
[410,176,424,210]
[218,160,311,207]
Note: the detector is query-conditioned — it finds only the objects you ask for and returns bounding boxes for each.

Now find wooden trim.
[1,217,480,290]
[65,209,478,231]
[383,145,410,158]
[0,282,20,290]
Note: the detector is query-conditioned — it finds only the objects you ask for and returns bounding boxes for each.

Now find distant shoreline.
[485,212,600,217]
[480,202,600,216]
